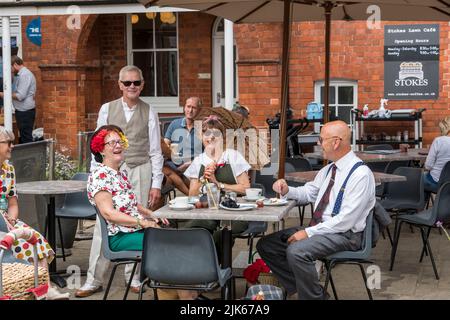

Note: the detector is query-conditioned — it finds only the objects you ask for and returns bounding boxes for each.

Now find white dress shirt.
[95,98,164,189]
[285,151,375,237]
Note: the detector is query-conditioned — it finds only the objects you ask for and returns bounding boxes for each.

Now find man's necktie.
[309,164,337,226]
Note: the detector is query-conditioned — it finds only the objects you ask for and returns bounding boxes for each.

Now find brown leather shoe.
[75,286,103,298]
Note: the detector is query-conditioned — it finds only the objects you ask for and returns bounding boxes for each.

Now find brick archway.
[37,14,102,154]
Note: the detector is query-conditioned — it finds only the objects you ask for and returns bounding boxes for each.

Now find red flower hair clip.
[90,129,109,154]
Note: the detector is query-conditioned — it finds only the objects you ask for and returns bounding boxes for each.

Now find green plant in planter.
[54,151,78,180]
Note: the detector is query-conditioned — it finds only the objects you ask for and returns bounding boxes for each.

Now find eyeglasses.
[318,136,342,144]
[104,139,126,148]
[0,140,14,147]
[203,129,222,138]
[120,80,142,87]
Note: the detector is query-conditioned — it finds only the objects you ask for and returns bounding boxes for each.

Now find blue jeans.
[423,171,438,193]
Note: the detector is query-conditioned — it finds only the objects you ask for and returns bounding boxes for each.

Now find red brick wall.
[178,12,215,108]
[236,21,450,146]
[21,15,95,153]
[98,14,127,105]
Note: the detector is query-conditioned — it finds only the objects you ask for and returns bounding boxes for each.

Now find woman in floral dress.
[0,126,69,299]
[87,125,168,252]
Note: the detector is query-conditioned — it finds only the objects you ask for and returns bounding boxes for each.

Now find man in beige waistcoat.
[76,65,164,297]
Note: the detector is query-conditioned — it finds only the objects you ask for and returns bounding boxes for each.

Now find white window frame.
[0,16,22,58]
[126,13,180,113]
[314,79,358,129]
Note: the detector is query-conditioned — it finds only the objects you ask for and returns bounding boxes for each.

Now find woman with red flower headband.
[87,125,169,253]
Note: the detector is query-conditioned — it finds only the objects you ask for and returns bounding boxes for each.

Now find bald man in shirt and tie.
[257,120,376,300]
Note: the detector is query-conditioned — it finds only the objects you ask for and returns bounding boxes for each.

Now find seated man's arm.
[305,170,375,238]
[283,166,330,205]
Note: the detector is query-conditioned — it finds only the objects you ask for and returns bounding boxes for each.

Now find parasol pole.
[277,0,292,180]
[323,1,333,125]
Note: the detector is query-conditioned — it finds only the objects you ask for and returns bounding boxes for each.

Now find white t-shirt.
[184,149,251,181]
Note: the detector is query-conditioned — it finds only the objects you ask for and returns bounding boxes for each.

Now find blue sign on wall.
[26,17,42,47]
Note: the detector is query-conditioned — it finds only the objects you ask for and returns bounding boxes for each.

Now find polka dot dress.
[0,161,55,264]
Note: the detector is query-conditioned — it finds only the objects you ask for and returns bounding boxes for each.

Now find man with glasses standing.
[76,65,164,297]
[0,56,36,144]
[257,120,375,300]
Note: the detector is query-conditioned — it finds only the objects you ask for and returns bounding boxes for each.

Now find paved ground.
[55,207,450,300]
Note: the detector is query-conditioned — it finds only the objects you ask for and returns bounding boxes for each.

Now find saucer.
[169,204,194,211]
[242,196,265,202]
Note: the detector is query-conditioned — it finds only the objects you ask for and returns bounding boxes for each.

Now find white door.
[212,18,238,107]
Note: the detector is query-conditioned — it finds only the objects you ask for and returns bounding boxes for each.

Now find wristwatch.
[219,183,225,190]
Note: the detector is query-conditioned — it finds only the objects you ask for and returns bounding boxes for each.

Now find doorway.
[212,18,238,107]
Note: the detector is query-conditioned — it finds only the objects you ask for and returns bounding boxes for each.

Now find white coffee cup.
[245,188,262,199]
[172,196,189,207]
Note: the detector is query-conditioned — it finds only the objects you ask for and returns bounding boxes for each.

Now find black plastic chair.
[138,227,232,300]
[380,167,425,213]
[161,183,177,203]
[254,164,278,199]
[323,211,374,300]
[375,160,411,199]
[54,172,96,261]
[390,182,450,280]
[95,207,141,300]
[365,144,394,151]
[286,158,314,226]
[234,183,267,264]
[380,166,425,249]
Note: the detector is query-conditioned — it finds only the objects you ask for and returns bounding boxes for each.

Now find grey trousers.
[256,227,362,300]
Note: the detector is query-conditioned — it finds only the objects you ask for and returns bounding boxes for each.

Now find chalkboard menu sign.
[384,24,439,100]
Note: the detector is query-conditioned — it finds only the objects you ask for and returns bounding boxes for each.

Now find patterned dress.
[87,163,144,236]
[0,161,55,264]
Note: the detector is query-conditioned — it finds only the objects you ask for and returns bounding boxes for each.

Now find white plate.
[169,204,194,211]
[242,196,265,202]
[219,203,256,211]
[263,199,288,206]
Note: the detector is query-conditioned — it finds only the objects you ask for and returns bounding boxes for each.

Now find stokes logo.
[395,62,428,87]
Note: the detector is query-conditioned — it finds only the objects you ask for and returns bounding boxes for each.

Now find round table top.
[16,180,87,195]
